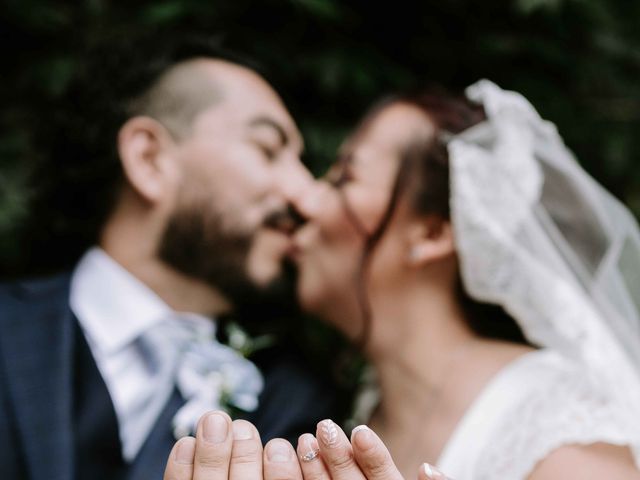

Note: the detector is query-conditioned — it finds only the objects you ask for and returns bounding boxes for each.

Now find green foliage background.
[1,0,639,277]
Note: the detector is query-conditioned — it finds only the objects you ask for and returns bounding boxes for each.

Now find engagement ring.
[300,449,320,462]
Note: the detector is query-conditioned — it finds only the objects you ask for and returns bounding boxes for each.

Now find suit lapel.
[126,388,184,480]
[0,275,76,480]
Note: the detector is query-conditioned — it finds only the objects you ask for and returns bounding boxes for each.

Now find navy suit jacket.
[0,273,338,480]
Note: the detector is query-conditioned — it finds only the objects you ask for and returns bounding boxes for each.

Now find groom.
[0,36,337,480]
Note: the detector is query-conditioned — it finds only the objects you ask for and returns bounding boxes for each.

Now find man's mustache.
[263,205,306,234]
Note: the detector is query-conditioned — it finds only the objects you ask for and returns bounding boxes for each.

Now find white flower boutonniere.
[171,322,275,439]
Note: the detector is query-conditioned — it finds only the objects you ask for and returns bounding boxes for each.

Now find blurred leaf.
[3,1,73,31]
[85,0,106,16]
[34,56,76,97]
[0,145,29,234]
[289,0,342,20]
[141,1,188,25]
[515,0,564,14]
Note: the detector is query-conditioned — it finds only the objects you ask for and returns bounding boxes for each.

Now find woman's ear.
[117,116,176,204]
[405,216,455,267]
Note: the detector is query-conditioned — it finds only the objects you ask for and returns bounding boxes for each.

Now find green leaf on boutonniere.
[225,322,277,358]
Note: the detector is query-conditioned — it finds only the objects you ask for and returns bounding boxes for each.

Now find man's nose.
[290,178,330,221]
[279,160,315,205]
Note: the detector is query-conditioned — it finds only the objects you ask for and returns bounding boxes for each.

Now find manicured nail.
[351,425,375,450]
[175,437,195,464]
[318,419,339,447]
[423,463,451,479]
[267,439,293,462]
[203,413,228,443]
[232,420,254,440]
[298,433,320,462]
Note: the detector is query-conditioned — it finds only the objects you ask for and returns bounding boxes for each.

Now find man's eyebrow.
[248,116,289,146]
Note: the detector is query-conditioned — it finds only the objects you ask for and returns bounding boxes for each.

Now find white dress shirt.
[70,247,216,462]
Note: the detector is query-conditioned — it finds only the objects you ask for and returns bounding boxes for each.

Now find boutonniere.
[171,322,275,439]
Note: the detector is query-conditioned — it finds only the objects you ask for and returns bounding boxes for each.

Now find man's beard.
[157,197,299,326]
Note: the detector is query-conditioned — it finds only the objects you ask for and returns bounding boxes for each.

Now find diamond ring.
[300,449,320,462]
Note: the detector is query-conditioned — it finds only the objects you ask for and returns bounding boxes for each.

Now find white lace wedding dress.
[436,349,640,479]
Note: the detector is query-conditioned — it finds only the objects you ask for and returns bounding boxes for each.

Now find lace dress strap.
[437,349,640,480]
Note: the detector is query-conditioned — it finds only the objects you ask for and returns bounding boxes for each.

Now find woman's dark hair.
[348,87,529,348]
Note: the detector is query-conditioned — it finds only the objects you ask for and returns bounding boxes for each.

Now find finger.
[297,433,330,480]
[419,463,453,480]
[316,419,366,480]
[164,436,196,480]
[350,425,403,480]
[193,411,233,480]
[229,420,263,480]
[263,438,303,480]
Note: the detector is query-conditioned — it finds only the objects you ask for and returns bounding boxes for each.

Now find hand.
[295,419,451,480]
[163,410,302,480]
[164,412,301,480]
[163,412,452,480]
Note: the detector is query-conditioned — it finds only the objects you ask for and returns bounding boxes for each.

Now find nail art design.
[423,463,452,479]
[319,420,338,446]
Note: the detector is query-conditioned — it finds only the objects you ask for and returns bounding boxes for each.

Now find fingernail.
[351,425,375,450]
[232,420,254,440]
[298,433,320,462]
[203,413,228,443]
[175,437,195,465]
[423,463,451,479]
[318,419,339,447]
[267,439,293,462]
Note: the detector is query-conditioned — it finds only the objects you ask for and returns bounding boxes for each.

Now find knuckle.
[299,469,326,480]
[360,447,387,468]
[164,474,188,480]
[364,461,396,479]
[329,449,357,472]
[231,439,262,464]
[195,453,229,471]
[265,465,300,480]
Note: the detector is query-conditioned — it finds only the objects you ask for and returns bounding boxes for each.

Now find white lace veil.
[449,80,640,417]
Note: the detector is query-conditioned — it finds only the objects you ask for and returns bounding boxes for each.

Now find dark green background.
[2,0,639,278]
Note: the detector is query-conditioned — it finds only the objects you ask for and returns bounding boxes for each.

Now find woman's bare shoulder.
[528,442,640,480]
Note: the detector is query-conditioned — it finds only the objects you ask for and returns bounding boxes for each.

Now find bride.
[164,81,640,479]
